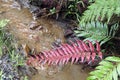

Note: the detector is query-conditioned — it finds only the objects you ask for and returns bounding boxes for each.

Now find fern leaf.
[81,0,120,23]
[75,21,119,45]
[106,56,120,62]
[117,63,120,75]
[27,40,102,67]
[87,56,120,80]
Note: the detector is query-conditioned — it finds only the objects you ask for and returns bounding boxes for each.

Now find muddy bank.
[0,0,65,52]
[0,0,90,80]
[31,64,90,80]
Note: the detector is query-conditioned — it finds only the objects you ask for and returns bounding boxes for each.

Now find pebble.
[0,60,2,64]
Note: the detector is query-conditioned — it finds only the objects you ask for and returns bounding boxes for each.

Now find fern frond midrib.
[80,29,108,38]
[45,51,99,60]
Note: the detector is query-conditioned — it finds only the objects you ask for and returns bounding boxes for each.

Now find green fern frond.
[74,21,118,45]
[87,56,120,80]
[81,0,120,23]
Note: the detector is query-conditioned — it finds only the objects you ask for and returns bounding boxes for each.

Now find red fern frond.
[27,40,102,67]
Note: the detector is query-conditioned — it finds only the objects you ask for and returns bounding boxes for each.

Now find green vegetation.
[10,50,25,66]
[81,0,120,23]
[73,0,120,79]
[74,0,120,46]
[0,70,3,80]
[0,19,27,80]
[65,0,84,21]
[75,21,119,45]
[0,19,24,64]
[0,19,9,56]
[87,56,120,80]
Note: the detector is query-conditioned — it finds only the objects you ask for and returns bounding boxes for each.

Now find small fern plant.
[81,0,120,23]
[75,21,119,45]
[87,56,120,80]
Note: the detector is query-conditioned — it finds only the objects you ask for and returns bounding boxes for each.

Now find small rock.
[0,60,2,64]
[64,29,73,37]
[29,21,43,30]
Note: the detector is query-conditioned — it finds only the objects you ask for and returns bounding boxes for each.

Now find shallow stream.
[0,0,90,80]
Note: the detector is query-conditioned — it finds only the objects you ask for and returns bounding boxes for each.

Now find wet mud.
[31,64,89,80]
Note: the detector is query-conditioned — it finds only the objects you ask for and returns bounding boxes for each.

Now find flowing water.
[0,0,65,52]
[0,0,90,80]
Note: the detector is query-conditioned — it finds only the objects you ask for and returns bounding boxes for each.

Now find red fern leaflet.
[27,40,102,67]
